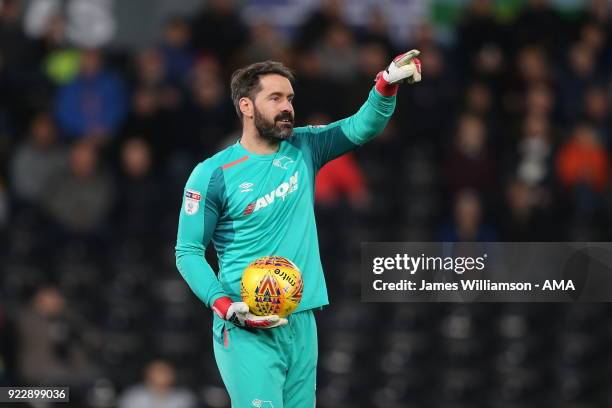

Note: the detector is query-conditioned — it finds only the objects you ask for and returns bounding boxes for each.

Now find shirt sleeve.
[298,87,396,170]
[175,162,226,308]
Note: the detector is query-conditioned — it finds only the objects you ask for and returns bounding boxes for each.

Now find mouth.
[277,119,293,126]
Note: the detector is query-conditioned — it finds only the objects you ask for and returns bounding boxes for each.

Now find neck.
[240,125,280,155]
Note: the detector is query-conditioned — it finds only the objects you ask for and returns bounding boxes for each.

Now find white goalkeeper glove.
[212,296,288,329]
[375,49,422,96]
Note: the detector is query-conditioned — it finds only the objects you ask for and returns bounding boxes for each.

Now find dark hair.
[230,60,294,119]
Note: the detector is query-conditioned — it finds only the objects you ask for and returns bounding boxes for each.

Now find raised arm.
[296,50,422,170]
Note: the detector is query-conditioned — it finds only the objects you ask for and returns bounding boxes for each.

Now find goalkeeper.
[175,51,422,407]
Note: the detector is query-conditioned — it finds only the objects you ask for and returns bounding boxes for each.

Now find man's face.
[251,74,295,142]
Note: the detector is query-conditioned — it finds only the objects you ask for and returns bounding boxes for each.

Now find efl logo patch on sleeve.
[184,189,202,215]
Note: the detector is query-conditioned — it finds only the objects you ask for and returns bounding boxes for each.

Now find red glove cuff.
[212,296,233,319]
[374,71,399,97]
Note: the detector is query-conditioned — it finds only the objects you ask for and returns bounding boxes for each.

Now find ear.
[239,97,254,119]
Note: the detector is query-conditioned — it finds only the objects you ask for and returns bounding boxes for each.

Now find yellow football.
[240,256,303,318]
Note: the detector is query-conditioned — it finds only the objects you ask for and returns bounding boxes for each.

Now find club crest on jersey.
[272,156,294,170]
[184,189,201,215]
[243,172,298,216]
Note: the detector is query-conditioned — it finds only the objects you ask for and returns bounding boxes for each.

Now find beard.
[254,107,294,142]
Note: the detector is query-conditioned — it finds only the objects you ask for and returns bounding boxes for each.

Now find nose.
[281,99,293,114]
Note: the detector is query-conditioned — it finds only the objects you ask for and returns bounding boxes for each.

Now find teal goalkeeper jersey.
[175,87,396,312]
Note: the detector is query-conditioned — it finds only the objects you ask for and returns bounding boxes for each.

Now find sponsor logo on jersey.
[242,172,298,216]
[184,189,201,215]
[272,155,294,170]
[185,190,201,201]
[239,182,254,193]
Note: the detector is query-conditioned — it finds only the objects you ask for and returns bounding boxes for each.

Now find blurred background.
[1,0,612,406]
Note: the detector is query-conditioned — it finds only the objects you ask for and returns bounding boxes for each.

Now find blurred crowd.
[1,0,612,406]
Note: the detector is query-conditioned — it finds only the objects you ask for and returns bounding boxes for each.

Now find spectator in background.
[343,41,389,114]
[456,0,507,77]
[55,48,127,141]
[465,81,500,141]
[41,141,114,235]
[0,0,55,121]
[38,16,80,86]
[16,286,100,388]
[24,0,115,48]
[513,82,556,150]
[579,22,608,64]
[558,42,599,125]
[10,112,66,204]
[556,123,609,214]
[295,0,344,51]
[120,85,170,172]
[240,20,289,64]
[190,0,247,65]
[134,48,166,87]
[517,45,550,84]
[315,22,359,83]
[501,179,556,241]
[572,0,611,70]
[574,0,611,30]
[512,114,556,190]
[114,138,161,241]
[438,189,497,242]
[117,360,197,408]
[292,49,343,120]
[582,85,611,146]
[159,16,195,86]
[443,113,496,200]
[315,152,368,210]
[502,111,559,240]
[0,0,31,72]
[512,0,566,57]
[524,82,555,119]
[133,48,184,116]
[464,82,493,118]
[184,57,236,156]
[357,6,394,57]
[505,46,551,118]
[397,42,456,145]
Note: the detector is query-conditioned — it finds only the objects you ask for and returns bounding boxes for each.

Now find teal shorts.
[212,310,318,408]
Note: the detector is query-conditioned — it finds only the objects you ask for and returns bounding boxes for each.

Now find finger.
[246,319,274,328]
[259,317,288,329]
[246,314,283,328]
[248,314,279,323]
[413,57,422,74]
[233,302,250,314]
[394,49,420,66]
[409,71,422,84]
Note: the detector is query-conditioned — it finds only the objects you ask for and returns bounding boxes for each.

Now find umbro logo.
[239,182,254,193]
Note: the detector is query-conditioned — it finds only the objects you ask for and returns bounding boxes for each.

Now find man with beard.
[175,53,421,407]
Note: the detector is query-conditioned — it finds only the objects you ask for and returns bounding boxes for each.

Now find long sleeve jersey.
[175,87,396,312]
